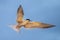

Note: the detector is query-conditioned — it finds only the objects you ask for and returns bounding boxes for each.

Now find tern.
[9,5,54,32]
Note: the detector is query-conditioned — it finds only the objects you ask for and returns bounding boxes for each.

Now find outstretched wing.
[24,22,54,28]
[16,5,24,23]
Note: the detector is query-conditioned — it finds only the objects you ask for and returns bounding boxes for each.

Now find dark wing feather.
[16,5,24,23]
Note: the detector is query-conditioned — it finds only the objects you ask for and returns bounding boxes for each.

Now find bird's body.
[10,5,54,32]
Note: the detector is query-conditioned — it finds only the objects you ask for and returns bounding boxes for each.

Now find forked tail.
[8,24,20,32]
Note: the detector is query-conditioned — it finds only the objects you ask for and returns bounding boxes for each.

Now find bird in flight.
[9,5,54,32]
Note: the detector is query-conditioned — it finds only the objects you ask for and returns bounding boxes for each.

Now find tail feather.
[8,24,20,32]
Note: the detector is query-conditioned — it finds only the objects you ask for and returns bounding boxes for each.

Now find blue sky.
[0,0,60,40]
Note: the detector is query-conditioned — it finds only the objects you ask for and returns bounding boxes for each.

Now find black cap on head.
[26,19,31,21]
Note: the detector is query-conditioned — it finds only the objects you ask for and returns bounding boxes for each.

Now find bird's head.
[26,19,31,21]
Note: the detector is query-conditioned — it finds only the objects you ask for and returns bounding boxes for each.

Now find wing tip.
[19,5,22,8]
[17,4,24,15]
[45,24,55,28]
[50,25,55,27]
[41,24,55,29]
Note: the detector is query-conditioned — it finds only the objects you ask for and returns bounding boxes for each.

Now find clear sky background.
[0,0,60,40]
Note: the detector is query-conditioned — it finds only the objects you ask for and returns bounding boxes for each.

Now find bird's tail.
[8,24,20,32]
